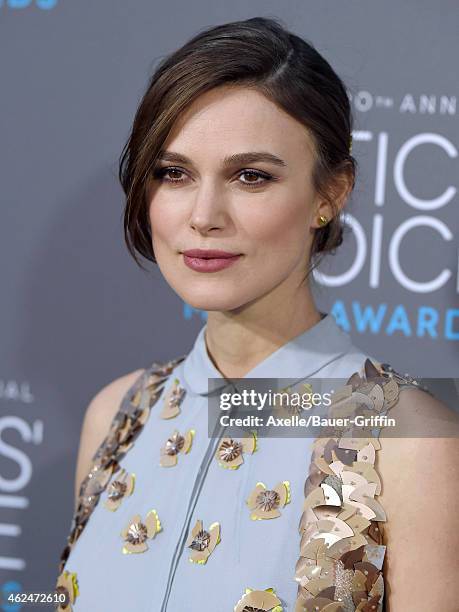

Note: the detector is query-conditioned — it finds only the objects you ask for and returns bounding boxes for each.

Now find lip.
[182,249,241,258]
[181,249,242,273]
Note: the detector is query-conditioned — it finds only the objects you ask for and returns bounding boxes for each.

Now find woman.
[55,17,458,612]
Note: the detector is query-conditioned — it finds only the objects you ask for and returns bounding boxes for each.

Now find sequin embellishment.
[103,468,135,511]
[234,587,283,612]
[247,481,291,520]
[186,519,221,564]
[55,570,79,611]
[160,429,195,467]
[215,432,257,469]
[57,356,186,574]
[160,377,187,419]
[121,510,162,554]
[294,358,433,611]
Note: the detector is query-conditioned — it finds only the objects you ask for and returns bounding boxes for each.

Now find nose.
[189,179,228,234]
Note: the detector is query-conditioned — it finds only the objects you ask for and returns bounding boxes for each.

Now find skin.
[75,84,458,609]
[377,392,459,610]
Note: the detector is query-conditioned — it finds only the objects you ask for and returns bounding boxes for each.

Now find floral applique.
[247,481,290,520]
[55,570,79,611]
[160,429,194,466]
[234,587,283,612]
[57,356,185,575]
[121,510,162,554]
[103,468,135,511]
[186,519,221,564]
[215,431,257,469]
[160,377,187,419]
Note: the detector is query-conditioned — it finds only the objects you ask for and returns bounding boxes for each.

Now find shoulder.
[73,367,146,503]
[84,367,146,426]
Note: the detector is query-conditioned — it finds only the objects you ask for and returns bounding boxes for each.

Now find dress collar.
[182,312,353,396]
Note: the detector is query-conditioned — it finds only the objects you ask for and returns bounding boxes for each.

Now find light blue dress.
[57,312,421,612]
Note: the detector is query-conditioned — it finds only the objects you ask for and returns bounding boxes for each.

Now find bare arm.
[378,388,459,610]
[73,368,145,508]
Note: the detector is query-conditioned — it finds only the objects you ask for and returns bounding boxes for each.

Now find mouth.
[181,249,242,259]
[180,249,243,273]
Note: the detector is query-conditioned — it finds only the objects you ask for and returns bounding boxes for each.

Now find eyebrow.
[157,150,287,168]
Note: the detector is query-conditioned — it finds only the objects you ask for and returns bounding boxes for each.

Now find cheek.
[244,196,310,259]
[149,199,182,249]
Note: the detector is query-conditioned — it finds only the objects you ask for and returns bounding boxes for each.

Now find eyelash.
[151,166,274,189]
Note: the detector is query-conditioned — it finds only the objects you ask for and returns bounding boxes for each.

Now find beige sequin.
[294,358,431,611]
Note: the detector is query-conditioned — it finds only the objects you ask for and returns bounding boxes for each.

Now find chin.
[182,295,245,313]
[177,287,249,313]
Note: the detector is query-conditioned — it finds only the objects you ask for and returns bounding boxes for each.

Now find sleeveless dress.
[55,312,431,612]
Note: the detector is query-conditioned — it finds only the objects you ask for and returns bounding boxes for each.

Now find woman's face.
[147,85,326,312]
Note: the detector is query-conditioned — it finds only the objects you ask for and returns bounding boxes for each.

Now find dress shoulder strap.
[57,355,186,574]
[294,358,432,611]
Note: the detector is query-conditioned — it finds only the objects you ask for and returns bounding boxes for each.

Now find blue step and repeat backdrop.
[0,0,458,608]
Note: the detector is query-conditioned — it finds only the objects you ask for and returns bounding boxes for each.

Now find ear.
[313,165,354,227]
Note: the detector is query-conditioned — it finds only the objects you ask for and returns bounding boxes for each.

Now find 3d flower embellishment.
[185,519,221,564]
[55,569,79,611]
[160,377,187,419]
[121,510,162,554]
[103,468,135,511]
[57,357,186,576]
[160,429,195,467]
[234,587,283,612]
[215,432,257,469]
[247,481,290,520]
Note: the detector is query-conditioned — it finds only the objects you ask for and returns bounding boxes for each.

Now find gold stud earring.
[318,214,328,227]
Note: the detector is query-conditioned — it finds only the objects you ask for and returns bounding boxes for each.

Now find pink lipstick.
[181,249,242,273]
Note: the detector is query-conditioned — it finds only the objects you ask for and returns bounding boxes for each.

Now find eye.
[152,166,188,184]
[238,169,273,188]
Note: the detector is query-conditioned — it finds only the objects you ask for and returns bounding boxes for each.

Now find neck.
[204,281,323,380]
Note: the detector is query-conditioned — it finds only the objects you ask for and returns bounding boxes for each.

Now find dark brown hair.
[118,16,357,277]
